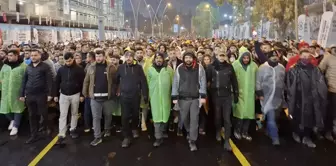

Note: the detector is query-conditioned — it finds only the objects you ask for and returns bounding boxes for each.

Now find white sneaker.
[8,120,14,130]
[10,127,18,136]
[141,123,147,131]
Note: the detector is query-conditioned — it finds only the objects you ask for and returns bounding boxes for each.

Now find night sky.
[123,0,233,21]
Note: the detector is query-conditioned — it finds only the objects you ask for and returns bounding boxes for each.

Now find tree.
[214,0,225,6]
[228,0,304,40]
[193,2,220,37]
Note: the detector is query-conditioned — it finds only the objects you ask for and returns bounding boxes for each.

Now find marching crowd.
[0,37,335,152]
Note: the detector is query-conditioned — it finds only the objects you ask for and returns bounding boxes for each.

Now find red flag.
[110,0,115,8]
[2,12,7,22]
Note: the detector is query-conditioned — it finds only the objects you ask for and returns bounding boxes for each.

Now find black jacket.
[54,63,85,97]
[20,62,53,97]
[115,60,148,99]
[206,60,239,99]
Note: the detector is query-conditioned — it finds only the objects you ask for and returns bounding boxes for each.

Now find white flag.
[27,14,30,24]
[16,12,19,22]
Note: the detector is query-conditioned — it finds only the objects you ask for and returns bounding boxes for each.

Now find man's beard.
[155,62,162,66]
[185,61,192,66]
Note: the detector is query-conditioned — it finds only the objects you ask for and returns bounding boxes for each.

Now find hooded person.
[286,49,327,148]
[146,52,174,147]
[319,45,336,141]
[256,50,286,146]
[232,48,258,141]
[286,42,318,71]
[0,49,27,136]
[115,50,149,148]
[171,51,207,152]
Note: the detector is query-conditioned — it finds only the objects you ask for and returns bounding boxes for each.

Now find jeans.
[84,97,92,129]
[91,99,113,138]
[5,113,22,128]
[58,93,80,137]
[26,94,48,137]
[213,96,232,140]
[154,122,167,139]
[179,99,200,141]
[266,110,279,141]
[120,96,140,138]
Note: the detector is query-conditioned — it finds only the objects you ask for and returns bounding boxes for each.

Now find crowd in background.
[0,36,335,152]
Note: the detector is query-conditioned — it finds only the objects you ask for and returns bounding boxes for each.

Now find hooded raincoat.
[232,47,258,119]
[140,55,154,109]
[147,62,174,123]
[0,60,26,114]
[256,62,286,114]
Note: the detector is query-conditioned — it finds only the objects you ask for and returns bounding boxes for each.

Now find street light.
[167,2,171,7]
[125,20,129,22]
[229,15,232,19]
[224,14,227,18]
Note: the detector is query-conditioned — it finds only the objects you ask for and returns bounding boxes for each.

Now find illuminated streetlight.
[147,4,150,8]
[229,16,232,19]
[125,20,129,22]
[205,4,210,9]
[224,14,227,18]
[224,24,228,28]
[250,6,253,10]
[167,3,171,7]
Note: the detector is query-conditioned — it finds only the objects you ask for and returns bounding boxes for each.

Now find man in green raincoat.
[147,52,174,147]
[0,49,26,136]
[232,47,258,141]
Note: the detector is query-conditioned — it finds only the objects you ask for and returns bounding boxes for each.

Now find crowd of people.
[0,37,335,152]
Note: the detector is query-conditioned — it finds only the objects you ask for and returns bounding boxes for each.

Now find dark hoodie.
[115,59,149,99]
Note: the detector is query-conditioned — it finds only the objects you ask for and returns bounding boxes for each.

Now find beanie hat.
[124,50,135,57]
[298,42,309,50]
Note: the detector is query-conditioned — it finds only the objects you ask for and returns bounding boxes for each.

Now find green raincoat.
[111,97,121,116]
[232,47,258,119]
[147,65,174,123]
[0,62,26,114]
[140,55,154,109]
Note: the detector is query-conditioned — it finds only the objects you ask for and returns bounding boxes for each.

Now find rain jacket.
[286,61,327,129]
[232,47,258,119]
[256,62,286,114]
[147,63,174,123]
[0,59,26,114]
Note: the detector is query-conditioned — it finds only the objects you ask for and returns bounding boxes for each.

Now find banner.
[111,0,115,8]
[9,0,16,11]
[317,12,334,47]
[63,0,70,15]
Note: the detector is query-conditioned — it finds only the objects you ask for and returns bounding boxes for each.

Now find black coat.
[115,61,148,99]
[206,60,239,100]
[286,62,328,129]
[54,63,85,97]
[20,62,53,97]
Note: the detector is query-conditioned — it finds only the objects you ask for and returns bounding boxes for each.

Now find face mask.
[300,58,310,65]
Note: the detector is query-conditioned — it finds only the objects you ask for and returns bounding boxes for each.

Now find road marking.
[221,132,251,166]
[28,135,58,166]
